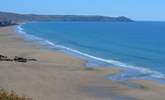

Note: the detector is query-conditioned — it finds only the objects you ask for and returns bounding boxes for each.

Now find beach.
[0,26,165,100]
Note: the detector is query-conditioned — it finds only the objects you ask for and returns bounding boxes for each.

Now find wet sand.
[0,26,165,100]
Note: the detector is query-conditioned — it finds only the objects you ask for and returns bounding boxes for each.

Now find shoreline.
[0,25,165,100]
[17,22,165,83]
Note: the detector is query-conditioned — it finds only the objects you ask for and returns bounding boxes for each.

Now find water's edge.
[15,23,165,83]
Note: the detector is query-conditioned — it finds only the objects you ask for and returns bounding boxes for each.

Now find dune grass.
[0,89,32,100]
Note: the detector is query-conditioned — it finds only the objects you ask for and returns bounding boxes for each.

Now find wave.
[17,25,25,34]
[17,25,55,46]
[16,24,165,80]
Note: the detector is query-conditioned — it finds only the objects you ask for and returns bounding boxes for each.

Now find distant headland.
[0,11,133,26]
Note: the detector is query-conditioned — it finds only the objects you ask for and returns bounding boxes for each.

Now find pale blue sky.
[0,0,164,21]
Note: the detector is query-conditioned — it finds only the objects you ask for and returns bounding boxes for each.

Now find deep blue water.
[17,21,165,81]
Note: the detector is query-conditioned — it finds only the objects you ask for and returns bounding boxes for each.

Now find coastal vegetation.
[0,89,32,100]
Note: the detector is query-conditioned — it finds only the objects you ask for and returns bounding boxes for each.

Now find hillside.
[0,11,133,26]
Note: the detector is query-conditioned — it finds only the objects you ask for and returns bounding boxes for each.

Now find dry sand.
[0,26,165,100]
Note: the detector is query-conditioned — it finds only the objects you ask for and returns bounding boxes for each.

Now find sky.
[0,0,164,21]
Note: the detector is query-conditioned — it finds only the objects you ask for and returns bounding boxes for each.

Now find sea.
[16,21,165,82]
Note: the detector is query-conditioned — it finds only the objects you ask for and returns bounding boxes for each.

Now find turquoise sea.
[17,21,165,82]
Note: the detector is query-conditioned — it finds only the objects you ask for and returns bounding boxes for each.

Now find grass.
[0,89,32,100]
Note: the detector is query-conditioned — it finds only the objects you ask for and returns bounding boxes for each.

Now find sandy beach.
[0,26,165,100]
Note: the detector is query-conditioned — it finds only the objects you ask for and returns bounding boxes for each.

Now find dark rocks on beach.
[0,55,7,59]
[28,59,37,61]
[14,56,28,63]
[0,54,37,63]
[0,55,12,61]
